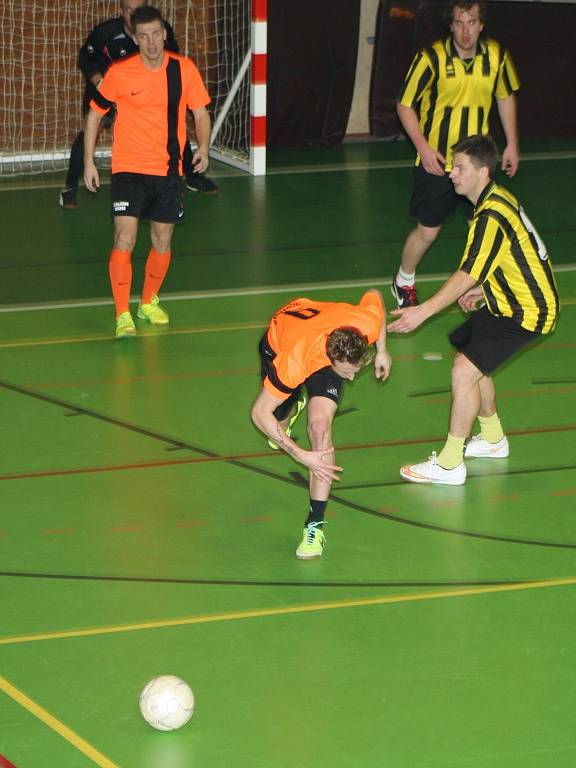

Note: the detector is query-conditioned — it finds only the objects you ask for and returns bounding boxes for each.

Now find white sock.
[396,268,415,288]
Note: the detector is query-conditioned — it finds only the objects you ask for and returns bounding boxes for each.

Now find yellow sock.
[478,413,504,444]
[437,434,465,469]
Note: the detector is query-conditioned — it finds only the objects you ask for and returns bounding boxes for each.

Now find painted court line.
[1,576,576,648]
[0,676,118,768]
[1,265,574,314]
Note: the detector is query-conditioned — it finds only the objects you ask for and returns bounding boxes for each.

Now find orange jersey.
[91,51,210,175]
[264,294,384,400]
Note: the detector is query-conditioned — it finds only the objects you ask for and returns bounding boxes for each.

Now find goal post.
[0,0,267,177]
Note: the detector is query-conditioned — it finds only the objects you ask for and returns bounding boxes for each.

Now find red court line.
[0,755,18,768]
[1,424,575,483]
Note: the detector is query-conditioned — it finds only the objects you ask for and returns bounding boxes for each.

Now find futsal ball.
[139,675,195,731]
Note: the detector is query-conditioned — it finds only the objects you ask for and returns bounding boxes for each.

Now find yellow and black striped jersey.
[397,37,520,169]
[459,183,559,334]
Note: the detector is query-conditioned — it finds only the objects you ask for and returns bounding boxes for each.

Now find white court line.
[2,150,576,192]
[0,266,575,314]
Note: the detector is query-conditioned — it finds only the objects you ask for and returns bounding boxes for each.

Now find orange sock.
[142,249,171,304]
[109,249,132,316]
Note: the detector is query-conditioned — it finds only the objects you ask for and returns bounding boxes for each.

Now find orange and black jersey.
[459,183,559,334]
[397,36,519,170]
[91,51,210,176]
[78,16,178,111]
[263,294,384,401]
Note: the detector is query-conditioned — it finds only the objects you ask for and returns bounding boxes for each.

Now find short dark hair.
[446,0,487,25]
[326,327,369,366]
[131,5,164,32]
[451,134,498,179]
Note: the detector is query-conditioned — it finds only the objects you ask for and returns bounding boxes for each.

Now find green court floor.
[1,142,576,767]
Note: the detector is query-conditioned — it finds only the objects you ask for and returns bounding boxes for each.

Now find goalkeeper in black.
[59,0,218,209]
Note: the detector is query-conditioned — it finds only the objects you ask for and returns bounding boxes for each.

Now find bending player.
[251,290,391,559]
[389,135,559,485]
[60,0,217,209]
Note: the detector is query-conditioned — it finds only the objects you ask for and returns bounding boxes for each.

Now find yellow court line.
[0,322,265,350]
[0,675,119,768]
[1,297,574,351]
[2,576,576,648]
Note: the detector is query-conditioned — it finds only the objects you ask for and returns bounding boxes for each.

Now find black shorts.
[449,306,539,375]
[258,334,344,421]
[110,172,183,223]
[410,164,474,227]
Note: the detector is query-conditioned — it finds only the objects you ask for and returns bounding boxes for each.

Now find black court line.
[0,570,553,589]
[2,377,576,551]
[409,387,451,398]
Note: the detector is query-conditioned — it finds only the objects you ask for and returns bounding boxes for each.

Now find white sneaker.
[465,435,509,458]
[400,452,467,486]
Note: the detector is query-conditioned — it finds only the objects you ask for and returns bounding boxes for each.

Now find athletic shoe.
[465,435,509,458]
[296,522,325,560]
[115,312,136,339]
[59,188,77,209]
[268,395,307,450]
[400,452,467,485]
[391,280,419,308]
[185,173,219,195]
[137,294,169,325]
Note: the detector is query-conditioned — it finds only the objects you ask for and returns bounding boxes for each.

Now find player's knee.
[416,224,441,246]
[451,353,480,391]
[150,232,173,253]
[307,416,333,451]
[113,234,136,252]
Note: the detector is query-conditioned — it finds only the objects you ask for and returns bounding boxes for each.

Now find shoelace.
[305,522,324,542]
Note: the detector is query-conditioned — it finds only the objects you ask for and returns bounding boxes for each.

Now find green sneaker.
[137,294,169,325]
[115,311,136,339]
[295,522,325,560]
[268,395,306,450]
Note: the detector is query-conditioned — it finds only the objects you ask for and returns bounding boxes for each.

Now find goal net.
[0,0,254,177]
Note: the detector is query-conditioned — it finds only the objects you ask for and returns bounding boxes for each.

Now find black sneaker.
[59,188,77,209]
[391,280,419,308]
[185,173,219,195]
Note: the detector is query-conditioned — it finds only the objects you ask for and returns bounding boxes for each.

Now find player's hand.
[374,350,392,381]
[420,145,446,176]
[83,163,100,193]
[388,306,427,333]
[458,286,484,312]
[300,449,343,484]
[192,149,209,174]
[501,146,519,178]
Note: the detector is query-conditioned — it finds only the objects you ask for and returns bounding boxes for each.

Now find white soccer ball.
[139,675,195,731]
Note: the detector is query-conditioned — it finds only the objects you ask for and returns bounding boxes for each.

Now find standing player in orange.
[83,6,211,338]
[251,290,391,559]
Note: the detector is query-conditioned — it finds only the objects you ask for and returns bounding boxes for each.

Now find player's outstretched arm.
[251,388,343,483]
[389,270,478,333]
[83,109,104,192]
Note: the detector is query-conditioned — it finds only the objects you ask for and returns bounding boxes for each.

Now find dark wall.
[267,0,361,147]
[370,0,576,140]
